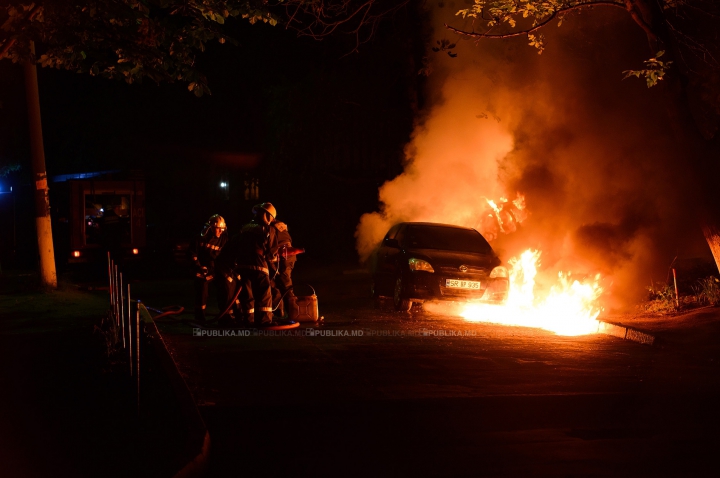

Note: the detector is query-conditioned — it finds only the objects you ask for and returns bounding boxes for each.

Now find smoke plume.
[356,5,712,309]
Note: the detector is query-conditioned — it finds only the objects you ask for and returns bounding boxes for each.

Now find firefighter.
[191,214,228,322]
[235,202,278,326]
[270,219,296,318]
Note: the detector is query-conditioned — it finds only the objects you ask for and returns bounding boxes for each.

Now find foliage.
[692,276,720,305]
[0,1,281,96]
[449,1,720,89]
[0,1,414,95]
[646,282,676,303]
[280,0,412,51]
[431,38,456,57]
[643,282,678,313]
[93,312,121,359]
[623,50,673,87]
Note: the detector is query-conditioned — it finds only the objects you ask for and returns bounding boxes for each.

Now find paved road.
[152,270,720,477]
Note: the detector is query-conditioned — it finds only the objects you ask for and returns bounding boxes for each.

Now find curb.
[140,305,211,477]
[597,320,656,346]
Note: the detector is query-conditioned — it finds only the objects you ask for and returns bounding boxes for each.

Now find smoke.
[356,5,712,308]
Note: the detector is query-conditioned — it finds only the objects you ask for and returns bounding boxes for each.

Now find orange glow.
[428,249,604,336]
[132,248,139,255]
[73,251,81,258]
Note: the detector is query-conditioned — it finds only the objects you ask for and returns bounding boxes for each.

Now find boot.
[241,313,254,328]
[274,301,285,320]
[285,294,297,320]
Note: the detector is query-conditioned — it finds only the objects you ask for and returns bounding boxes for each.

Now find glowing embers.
[435,249,603,336]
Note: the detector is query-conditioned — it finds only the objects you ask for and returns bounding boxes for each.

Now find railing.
[107,252,141,412]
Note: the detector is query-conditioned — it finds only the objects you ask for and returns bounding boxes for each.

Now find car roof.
[397,222,477,231]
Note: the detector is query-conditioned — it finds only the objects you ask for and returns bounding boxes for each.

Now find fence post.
[136,305,141,416]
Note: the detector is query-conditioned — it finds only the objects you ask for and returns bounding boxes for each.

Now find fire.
[480,193,527,240]
[457,249,604,336]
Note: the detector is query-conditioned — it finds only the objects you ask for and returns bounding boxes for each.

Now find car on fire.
[370,222,509,311]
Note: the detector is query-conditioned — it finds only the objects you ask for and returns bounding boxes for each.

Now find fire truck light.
[132,248,139,255]
[73,251,81,258]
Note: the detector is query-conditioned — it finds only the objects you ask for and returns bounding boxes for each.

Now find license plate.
[445,279,481,290]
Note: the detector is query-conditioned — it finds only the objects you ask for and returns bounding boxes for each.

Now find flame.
[485,198,505,232]
[449,249,604,336]
[480,193,527,240]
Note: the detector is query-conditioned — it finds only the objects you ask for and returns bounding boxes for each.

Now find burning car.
[370,222,509,311]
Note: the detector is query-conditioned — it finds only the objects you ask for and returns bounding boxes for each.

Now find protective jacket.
[191,231,228,279]
[215,219,277,325]
[236,220,278,274]
[271,220,295,268]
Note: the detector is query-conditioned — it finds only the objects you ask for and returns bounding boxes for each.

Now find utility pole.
[23,41,57,289]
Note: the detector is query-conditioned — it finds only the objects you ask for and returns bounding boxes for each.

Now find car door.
[375,224,404,294]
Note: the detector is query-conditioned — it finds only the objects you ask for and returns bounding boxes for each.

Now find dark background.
[0,7,429,271]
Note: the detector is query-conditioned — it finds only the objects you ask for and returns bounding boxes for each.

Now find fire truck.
[51,170,146,265]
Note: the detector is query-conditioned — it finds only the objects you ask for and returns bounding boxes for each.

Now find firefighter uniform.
[214,233,244,325]
[270,220,296,317]
[214,203,278,326]
[191,215,228,322]
[237,219,277,325]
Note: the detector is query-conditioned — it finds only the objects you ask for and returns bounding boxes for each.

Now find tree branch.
[0,3,43,59]
[446,1,626,39]
[624,0,658,51]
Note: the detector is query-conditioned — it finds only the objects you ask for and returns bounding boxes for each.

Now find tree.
[1,1,413,93]
[445,0,720,272]
[0,0,412,287]
[449,1,718,90]
[0,1,280,287]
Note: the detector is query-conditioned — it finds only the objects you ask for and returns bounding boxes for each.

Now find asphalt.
[143,268,720,477]
[4,266,720,477]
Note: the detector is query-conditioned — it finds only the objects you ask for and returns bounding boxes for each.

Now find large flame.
[437,249,604,336]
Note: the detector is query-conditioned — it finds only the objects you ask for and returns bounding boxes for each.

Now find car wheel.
[393,275,412,312]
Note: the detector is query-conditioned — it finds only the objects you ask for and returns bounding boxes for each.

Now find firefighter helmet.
[252,202,276,219]
[208,214,227,231]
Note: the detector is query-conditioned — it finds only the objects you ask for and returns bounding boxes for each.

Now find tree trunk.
[23,42,57,289]
[702,224,720,274]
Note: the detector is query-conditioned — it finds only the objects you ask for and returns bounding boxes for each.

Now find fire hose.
[209,246,305,323]
[143,247,306,325]
[141,304,185,320]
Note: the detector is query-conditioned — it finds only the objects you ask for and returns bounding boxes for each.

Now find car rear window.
[404,225,493,254]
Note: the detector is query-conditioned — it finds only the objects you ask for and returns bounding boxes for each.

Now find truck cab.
[52,170,145,265]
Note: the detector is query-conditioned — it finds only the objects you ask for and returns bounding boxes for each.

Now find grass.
[1,268,191,476]
[0,271,109,334]
[642,276,720,314]
[693,276,720,306]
